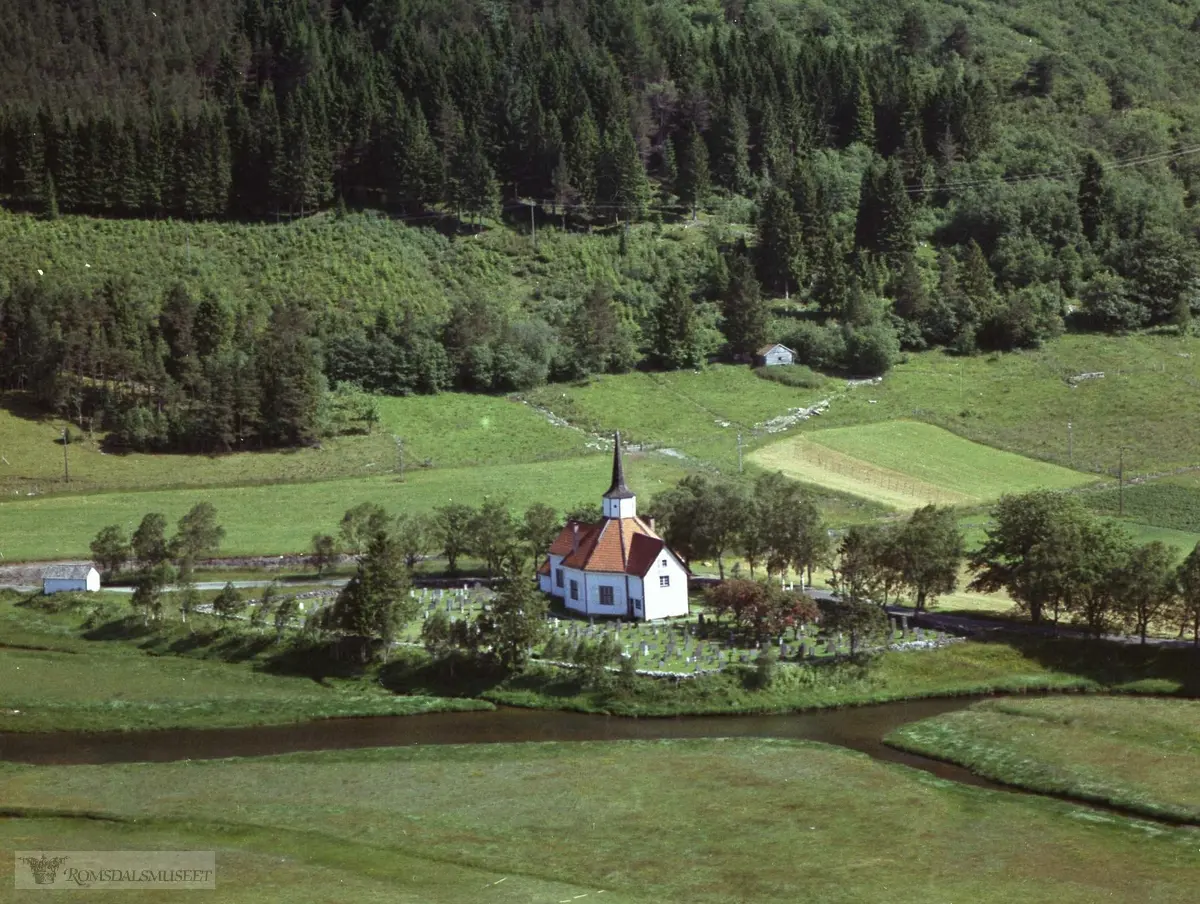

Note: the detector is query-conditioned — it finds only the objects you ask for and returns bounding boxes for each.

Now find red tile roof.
[537,559,551,575]
[625,533,666,576]
[549,515,673,575]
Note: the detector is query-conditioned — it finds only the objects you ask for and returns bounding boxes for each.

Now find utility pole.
[61,428,69,484]
[1067,421,1073,467]
[521,199,537,251]
[737,433,743,473]
[1118,447,1125,517]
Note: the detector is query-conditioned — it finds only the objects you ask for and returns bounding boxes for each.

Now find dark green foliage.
[212,582,245,620]
[327,530,414,662]
[817,596,889,656]
[0,0,1196,444]
[132,513,170,567]
[651,276,706,370]
[756,184,805,297]
[173,502,225,564]
[722,252,770,358]
[90,525,130,577]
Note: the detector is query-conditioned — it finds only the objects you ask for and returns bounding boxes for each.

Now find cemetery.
[394,583,956,678]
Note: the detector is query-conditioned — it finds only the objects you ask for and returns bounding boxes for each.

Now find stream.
[0,696,1002,790]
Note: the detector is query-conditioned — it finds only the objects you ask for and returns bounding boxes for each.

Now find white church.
[538,433,690,621]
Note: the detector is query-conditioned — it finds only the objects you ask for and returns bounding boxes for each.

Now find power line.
[901,142,1200,195]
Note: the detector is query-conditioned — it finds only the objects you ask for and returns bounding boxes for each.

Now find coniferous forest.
[2,0,1200,452]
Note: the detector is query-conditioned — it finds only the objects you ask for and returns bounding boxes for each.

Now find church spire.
[604,432,634,499]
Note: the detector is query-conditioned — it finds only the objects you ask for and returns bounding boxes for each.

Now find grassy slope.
[809,334,1200,478]
[0,595,486,732]
[1,739,1198,904]
[0,453,690,561]
[0,391,590,496]
[886,696,1200,823]
[750,421,1093,509]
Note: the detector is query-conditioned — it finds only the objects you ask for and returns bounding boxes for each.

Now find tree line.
[0,280,378,452]
[971,489,1200,643]
[0,0,1194,433]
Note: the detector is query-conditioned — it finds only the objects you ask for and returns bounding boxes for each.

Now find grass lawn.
[751,420,1094,509]
[0,593,486,732]
[0,453,692,561]
[1,738,1198,903]
[886,696,1200,823]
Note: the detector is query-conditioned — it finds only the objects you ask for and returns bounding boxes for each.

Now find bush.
[783,320,847,371]
[843,321,900,376]
[753,364,825,389]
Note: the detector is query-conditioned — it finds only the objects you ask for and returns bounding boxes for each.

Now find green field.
[1,738,1198,903]
[810,334,1200,479]
[4,334,1200,560]
[522,366,828,458]
[0,594,485,733]
[750,420,1095,509]
[0,392,594,497]
[0,453,691,561]
[887,696,1200,823]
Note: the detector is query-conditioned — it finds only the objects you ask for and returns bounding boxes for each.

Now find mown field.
[0,454,691,561]
[886,696,1200,823]
[750,421,1094,509]
[1,737,1198,904]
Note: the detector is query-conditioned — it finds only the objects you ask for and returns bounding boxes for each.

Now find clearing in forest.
[750,420,1095,509]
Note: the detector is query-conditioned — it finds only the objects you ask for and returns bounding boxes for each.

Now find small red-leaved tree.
[707,579,819,643]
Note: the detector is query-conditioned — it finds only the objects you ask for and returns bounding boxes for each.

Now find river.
[0,696,1002,790]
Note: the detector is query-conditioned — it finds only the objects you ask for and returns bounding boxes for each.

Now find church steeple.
[602,432,637,518]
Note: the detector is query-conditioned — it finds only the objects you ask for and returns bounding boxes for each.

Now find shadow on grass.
[973,631,1200,696]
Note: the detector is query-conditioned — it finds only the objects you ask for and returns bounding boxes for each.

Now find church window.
[555,569,564,588]
[659,575,670,588]
[570,580,579,600]
[599,585,614,605]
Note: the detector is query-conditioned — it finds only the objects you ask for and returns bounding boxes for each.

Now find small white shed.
[42,564,101,595]
[755,343,796,367]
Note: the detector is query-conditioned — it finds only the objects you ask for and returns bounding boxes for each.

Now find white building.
[42,564,101,595]
[754,343,796,367]
[538,434,690,621]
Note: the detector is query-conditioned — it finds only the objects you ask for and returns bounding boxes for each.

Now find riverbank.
[385,632,1200,717]
[0,593,489,733]
[4,588,1199,732]
[2,738,1197,904]
[885,696,1200,824]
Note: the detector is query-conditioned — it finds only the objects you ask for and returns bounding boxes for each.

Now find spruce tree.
[890,254,929,321]
[722,253,770,358]
[850,67,875,148]
[653,275,703,370]
[710,99,751,196]
[328,530,414,663]
[675,124,711,219]
[1077,152,1107,245]
[597,118,649,222]
[567,108,600,214]
[756,184,805,298]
